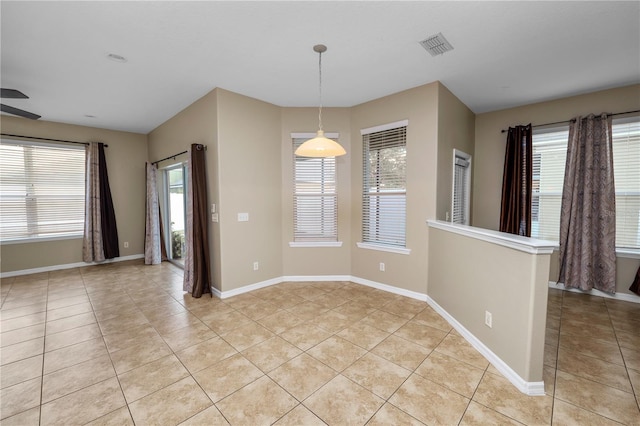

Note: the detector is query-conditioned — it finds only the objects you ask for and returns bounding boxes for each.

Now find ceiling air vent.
[419,32,454,56]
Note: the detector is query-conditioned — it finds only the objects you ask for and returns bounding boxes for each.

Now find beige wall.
[147,89,221,290]
[350,83,439,294]
[1,116,148,273]
[474,84,640,297]
[428,225,550,382]
[436,84,476,222]
[281,107,352,276]
[216,89,282,291]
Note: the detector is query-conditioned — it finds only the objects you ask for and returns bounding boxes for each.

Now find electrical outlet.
[446,211,450,221]
[485,311,493,328]
[253,261,259,271]
[379,262,385,272]
[123,241,129,248]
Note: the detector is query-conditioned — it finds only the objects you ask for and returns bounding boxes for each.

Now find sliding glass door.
[164,164,187,265]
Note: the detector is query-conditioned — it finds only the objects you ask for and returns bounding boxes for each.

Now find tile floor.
[1,260,639,425]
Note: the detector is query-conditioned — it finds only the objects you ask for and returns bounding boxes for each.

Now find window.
[361,121,407,248]
[0,140,85,242]
[531,118,640,249]
[164,163,187,264]
[292,134,338,242]
[452,149,471,225]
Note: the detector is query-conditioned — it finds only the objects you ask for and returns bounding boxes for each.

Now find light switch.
[237,212,249,222]
[211,203,216,213]
[212,213,219,222]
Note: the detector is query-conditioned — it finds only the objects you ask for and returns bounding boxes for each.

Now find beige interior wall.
[0,116,148,273]
[428,226,550,382]
[436,83,476,222]
[350,83,439,294]
[474,84,640,297]
[147,89,221,290]
[216,89,282,291]
[281,107,352,276]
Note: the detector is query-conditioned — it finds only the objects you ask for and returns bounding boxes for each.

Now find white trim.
[539,245,639,259]
[549,281,640,304]
[427,220,556,255]
[356,242,411,255]
[288,241,343,248]
[0,254,145,278]
[291,132,339,139]
[218,277,283,299]
[282,275,352,283]
[360,119,409,135]
[616,248,640,259]
[451,149,471,226]
[427,296,545,396]
[1,234,83,245]
[349,276,428,301]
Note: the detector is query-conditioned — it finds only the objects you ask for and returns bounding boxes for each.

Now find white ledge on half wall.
[426,220,557,255]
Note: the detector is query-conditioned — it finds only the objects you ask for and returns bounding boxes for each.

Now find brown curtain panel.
[630,265,640,296]
[499,124,533,236]
[183,144,212,298]
[559,113,616,293]
[98,143,119,259]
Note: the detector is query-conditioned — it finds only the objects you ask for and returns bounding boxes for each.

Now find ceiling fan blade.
[1,103,41,120]
[1,88,29,99]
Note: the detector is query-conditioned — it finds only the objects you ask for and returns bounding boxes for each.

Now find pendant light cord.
[318,49,323,132]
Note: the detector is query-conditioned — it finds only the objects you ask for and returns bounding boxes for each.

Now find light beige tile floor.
[1,260,639,425]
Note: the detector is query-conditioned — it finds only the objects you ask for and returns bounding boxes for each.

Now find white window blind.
[612,118,640,249]
[531,118,640,249]
[531,128,568,241]
[293,137,337,242]
[0,140,85,242]
[452,150,471,225]
[362,123,407,247]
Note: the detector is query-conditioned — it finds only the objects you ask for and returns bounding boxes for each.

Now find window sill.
[1,234,83,245]
[547,245,640,259]
[615,248,639,259]
[357,242,411,255]
[289,241,343,248]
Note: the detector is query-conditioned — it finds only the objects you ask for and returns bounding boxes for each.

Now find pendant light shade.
[295,130,346,157]
[295,44,347,158]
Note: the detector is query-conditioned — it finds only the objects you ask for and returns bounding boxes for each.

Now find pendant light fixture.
[295,44,347,157]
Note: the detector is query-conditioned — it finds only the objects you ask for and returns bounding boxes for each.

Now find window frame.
[0,138,86,244]
[289,132,342,248]
[451,149,471,225]
[358,120,410,255]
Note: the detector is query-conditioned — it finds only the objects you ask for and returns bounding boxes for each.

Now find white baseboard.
[219,277,284,299]
[349,276,428,302]
[549,281,640,304]
[0,254,145,279]
[427,296,545,396]
[282,275,352,283]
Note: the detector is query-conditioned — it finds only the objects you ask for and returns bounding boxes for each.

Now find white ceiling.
[1,1,639,134]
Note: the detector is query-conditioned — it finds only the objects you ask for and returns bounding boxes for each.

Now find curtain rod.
[500,109,640,133]
[152,144,207,166]
[0,133,109,147]
[152,150,188,166]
